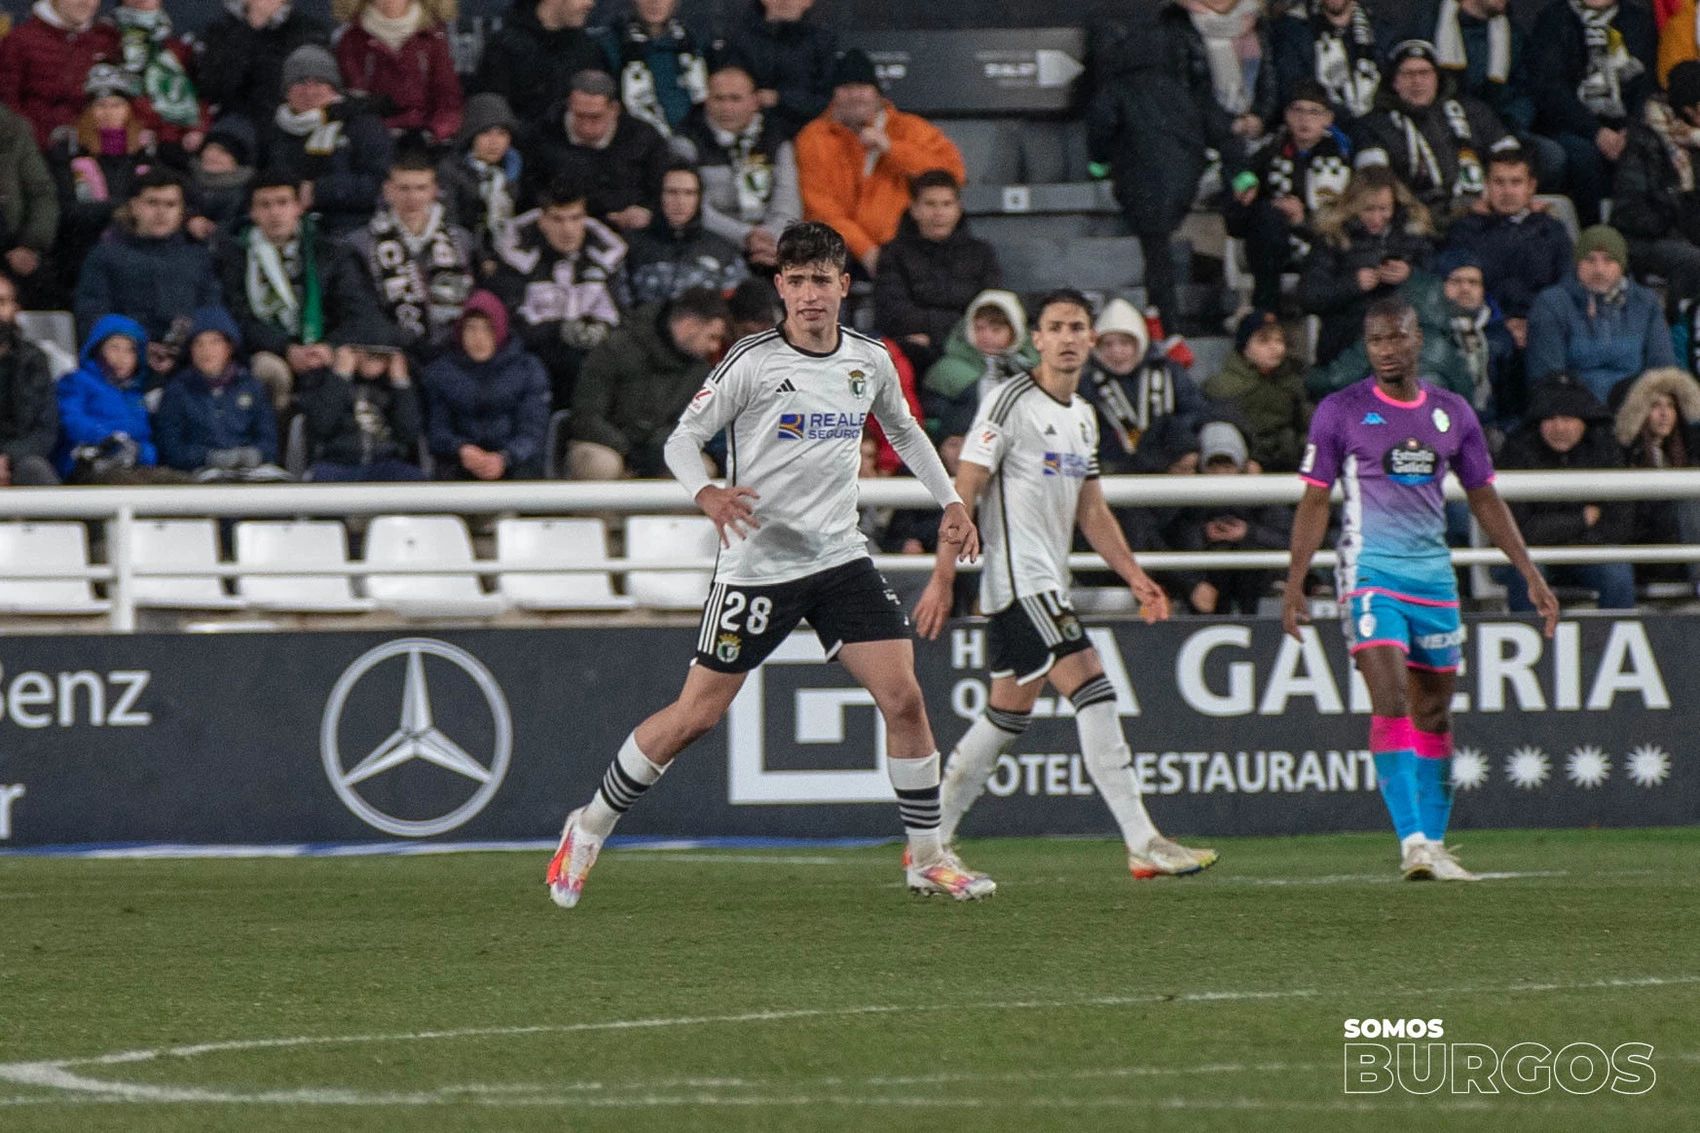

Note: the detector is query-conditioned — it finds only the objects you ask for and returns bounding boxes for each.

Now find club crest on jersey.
[1060,614,1084,641]
[1432,406,1452,433]
[1384,438,1440,485]
[715,633,741,663]
[776,413,805,440]
[847,369,867,399]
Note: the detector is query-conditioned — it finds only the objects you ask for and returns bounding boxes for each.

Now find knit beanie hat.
[456,92,519,146]
[1575,224,1628,270]
[829,49,880,90]
[280,45,343,96]
[1234,309,1281,353]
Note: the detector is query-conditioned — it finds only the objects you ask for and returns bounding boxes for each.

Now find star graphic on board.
[1504,746,1550,790]
[1450,746,1488,791]
[1625,744,1672,789]
[1565,745,1610,790]
[340,650,494,787]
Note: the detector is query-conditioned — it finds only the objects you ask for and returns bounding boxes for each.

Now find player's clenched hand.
[1130,571,1170,624]
[697,485,761,547]
[1528,573,1560,638]
[939,502,979,561]
[912,577,953,640]
[1280,587,1310,641]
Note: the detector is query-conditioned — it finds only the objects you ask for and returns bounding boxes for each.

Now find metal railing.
[4,469,1698,631]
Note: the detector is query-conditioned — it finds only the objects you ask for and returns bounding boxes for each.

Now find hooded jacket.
[1499,377,1631,546]
[333,0,464,141]
[722,0,838,140]
[570,301,713,466]
[54,314,155,475]
[421,294,550,469]
[794,101,966,262]
[1202,348,1311,472]
[73,217,223,344]
[1526,273,1676,402]
[197,0,332,128]
[623,211,748,307]
[471,0,608,128]
[1080,296,1209,474]
[0,321,58,463]
[154,307,278,470]
[921,289,1038,403]
[0,1,120,147]
[873,213,1003,349]
[1613,366,1700,546]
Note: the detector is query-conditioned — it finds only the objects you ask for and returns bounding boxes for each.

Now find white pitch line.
[4,974,1695,1106]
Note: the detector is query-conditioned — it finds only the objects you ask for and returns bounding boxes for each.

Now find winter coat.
[873,214,1003,349]
[421,336,550,467]
[472,1,608,127]
[1499,417,1631,547]
[0,104,58,253]
[0,325,58,463]
[1658,0,1700,85]
[1443,208,1574,319]
[1164,495,1293,593]
[1611,112,1700,245]
[1080,352,1210,475]
[1526,274,1676,401]
[1202,351,1310,472]
[73,223,223,344]
[297,365,422,467]
[335,17,464,141]
[794,102,965,262]
[259,96,393,234]
[1227,123,1354,261]
[922,302,1039,403]
[525,108,671,222]
[1270,3,1385,126]
[53,314,156,475]
[1085,3,1245,235]
[437,147,522,257]
[623,215,748,307]
[1392,0,1536,132]
[721,0,837,141]
[570,303,711,463]
[677,106,801,245]
[0,6,119,148]
[155,363,279,471]
[1297,211,1435,366]
[345,207,476,352]
[1612,366,1700,546]
[1352,93,1511,224]
[596,13,709,137]
[197,3,332,128]
[1529,0,1658,136]
[215,220,376,357]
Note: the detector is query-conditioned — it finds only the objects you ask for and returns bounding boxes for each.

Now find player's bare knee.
[877,681,928,730]
[1413,706,1451,735]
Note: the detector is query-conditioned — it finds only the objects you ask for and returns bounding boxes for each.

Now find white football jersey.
[961,374,1101,614]
[667,326,958,586]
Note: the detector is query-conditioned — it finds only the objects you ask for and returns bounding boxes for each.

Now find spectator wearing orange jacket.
[793,49,963,276]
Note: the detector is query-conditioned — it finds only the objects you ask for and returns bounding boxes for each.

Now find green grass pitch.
[1,828,1695,1132]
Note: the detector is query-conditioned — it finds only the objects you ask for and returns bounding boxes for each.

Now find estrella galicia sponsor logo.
[1041,451,1092,478]
[320,638,511,837]
[776,411,867,441]
[1383,438,1439,484]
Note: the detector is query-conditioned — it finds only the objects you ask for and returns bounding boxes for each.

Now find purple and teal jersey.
[1299,378,1495,604]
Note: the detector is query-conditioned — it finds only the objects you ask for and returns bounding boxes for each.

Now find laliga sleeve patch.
[1299,442,1317,475]
[688,386,714,414]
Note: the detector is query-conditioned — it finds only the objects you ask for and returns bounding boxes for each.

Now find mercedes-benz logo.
[320,638,512,837]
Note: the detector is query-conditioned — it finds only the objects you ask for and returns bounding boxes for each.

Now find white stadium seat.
[129,518,247,610]
[495,517,634,611]
[624,515,717,610]
[0,522,110,615]
[362,515,506,618]
[234,520,376,613]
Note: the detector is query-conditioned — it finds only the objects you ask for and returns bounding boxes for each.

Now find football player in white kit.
[913,290,1218,879]
[548,222,997,907]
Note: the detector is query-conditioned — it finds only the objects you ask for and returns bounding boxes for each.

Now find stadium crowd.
[2,0,1699,610]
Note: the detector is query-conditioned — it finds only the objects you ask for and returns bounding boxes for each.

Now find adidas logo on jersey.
[1044,425,1058,436]
[775,379,797,394]
[1362,412,1386,425]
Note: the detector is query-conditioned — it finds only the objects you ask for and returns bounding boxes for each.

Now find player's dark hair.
[1486,146,1535,177]
[1364,295,1416,326]
[538,176,589,210]
[775,221,848,273]
[667,287,732,325]
[1034,288,1094,325]
[910,169,961,197]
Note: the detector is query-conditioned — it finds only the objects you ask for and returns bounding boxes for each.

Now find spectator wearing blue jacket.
[155,307,287,481]
[1527,224,1675,403]
[422,290,550,480]
[54,314,179,483]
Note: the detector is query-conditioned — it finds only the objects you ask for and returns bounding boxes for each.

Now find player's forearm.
[1080,502,1142,586]
[1284,494,1332,590]
[1468,487,1542,580]
[888,422,963,510]
[664,427,714,501]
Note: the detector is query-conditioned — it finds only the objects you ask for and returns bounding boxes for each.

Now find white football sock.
[888,752,944,864]
[940,708,1030,843]
[1074,686,1159,851]
[579,732,666,840]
